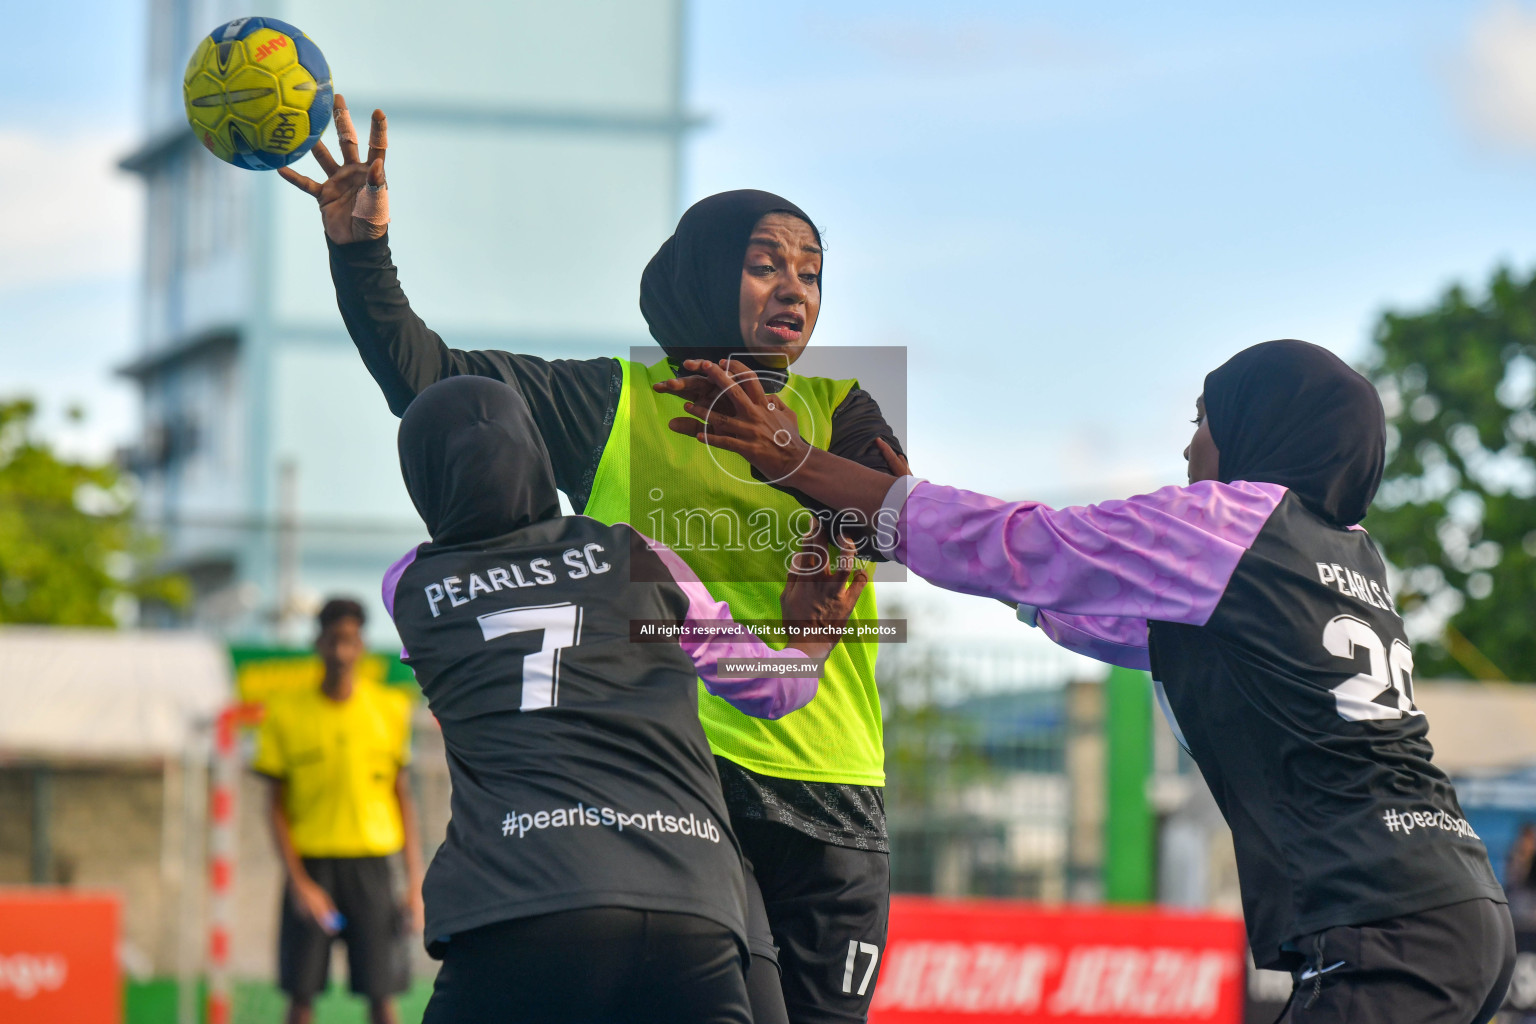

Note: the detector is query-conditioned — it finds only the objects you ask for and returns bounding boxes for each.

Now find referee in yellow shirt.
[253,598,424,1024]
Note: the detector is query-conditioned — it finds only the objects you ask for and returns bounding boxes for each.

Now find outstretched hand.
[662,359,809,482]
[652,365,735,406]
[780,525,869,661]
[277,94,390,244]
[874,438,911,477]
[662,360,914,486]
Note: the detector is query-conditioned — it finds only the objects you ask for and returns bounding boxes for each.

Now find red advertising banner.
[871,896,1247,1024]
[0,889,120,1024]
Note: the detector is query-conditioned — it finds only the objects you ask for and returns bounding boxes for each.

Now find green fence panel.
[1104,665,1154,903]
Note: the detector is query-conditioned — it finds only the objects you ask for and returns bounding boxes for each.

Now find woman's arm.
[278,99,463,412]
[668,359,1284,625]
[808,388,907,559]
[646,531,867,720]
[1022,607,1152,671]
[326,233,532,414]
[326,237,618,507]
[663,359,911,521]
[885,479,1282,624]
[654,371,906,557]
[280,97,618,507]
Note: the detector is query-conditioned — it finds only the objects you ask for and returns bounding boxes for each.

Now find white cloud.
[0,130,139,290]
[1455,1,1536,151]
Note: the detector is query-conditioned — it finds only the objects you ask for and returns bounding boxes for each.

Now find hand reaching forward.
[663,358,811,483]
[277,94,390,244]
[780,526,869,661]
[663,357,913,482]
[666,357,915,524]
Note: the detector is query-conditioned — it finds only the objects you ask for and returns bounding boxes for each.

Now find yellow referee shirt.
[252,678,414,858]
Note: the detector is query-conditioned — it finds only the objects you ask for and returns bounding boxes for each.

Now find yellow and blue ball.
[183,17,333,171]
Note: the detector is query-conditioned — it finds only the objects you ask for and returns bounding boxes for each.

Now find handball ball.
[183,17,333,171]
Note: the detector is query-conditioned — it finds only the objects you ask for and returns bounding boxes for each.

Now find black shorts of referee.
[1277,897,1515,1024]
[421,907,751,1024]
[279,856,411,1001]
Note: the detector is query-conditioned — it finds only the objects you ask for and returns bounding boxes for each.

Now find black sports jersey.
[385,376,820,956]
[878,477,1505,969]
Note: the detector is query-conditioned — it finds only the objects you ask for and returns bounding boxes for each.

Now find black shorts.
[421,907,750,1024]
[737,818,890,1024]
[278,856,410,1001]
[1280,897,1515,1024]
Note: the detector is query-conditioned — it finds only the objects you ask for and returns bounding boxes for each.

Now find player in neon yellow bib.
[585,357,884,789]
[286,108,904,1021]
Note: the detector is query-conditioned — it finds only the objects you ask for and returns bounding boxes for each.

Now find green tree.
[0,398,186,625]
[1364,267,1536,681]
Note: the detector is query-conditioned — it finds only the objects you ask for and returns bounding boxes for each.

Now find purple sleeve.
[1024,607,1152,671]
[382,545,421,618]
[892,479,1286,626]
[648,539,819,720]
[382,545,421,658]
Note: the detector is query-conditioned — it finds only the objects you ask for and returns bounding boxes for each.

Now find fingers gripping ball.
[184,17,334,170]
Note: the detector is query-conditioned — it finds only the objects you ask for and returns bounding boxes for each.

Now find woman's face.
[1185,395,1221,484]
[738,213,821,366]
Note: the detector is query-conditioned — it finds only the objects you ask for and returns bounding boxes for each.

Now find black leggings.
[422,907,751,1024]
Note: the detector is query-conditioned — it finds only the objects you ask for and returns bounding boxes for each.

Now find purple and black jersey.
[385,516,820,957]
[879,476,1504,969]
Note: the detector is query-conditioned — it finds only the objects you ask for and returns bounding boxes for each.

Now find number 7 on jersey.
[478,603,584,711]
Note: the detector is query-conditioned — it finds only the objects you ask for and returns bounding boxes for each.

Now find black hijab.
[397,376,560,546]
[1203,339,1385,527]
[639,189,821,366]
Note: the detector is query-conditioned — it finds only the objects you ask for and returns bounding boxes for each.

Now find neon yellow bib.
[583,358,885,785]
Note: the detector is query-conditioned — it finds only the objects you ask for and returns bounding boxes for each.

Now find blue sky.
[9,1,1536,507]
[1,0,141,456]
[686,0,1536,507]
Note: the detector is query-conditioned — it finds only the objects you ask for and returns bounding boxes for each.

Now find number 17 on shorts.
[842,939,880,997]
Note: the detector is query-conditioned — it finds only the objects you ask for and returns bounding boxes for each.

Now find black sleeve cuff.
[326,231,394,269]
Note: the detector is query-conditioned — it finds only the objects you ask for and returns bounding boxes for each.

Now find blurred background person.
[253,598,425,1024]
[1507,823,1536,926]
